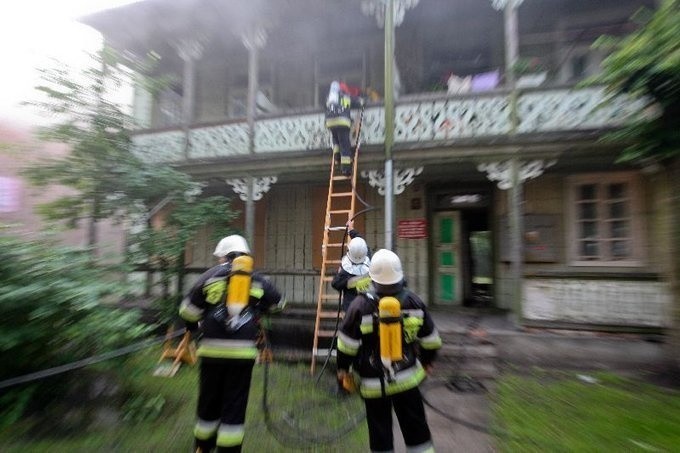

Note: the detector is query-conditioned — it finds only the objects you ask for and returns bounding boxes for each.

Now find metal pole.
[504,3,519,88]
[504,2,524,324]
[509,158,523,323]
[181,48,196,160]
[245,33,260,247]
[246,177,255,246]
[384,0,395,250]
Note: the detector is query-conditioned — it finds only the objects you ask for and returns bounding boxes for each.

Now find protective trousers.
[194,358,254,453]
[363,386,434,452]
[330,125,352,173]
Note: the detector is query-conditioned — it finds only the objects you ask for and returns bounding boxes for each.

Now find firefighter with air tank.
[337,249,442,453]
[179,235,285,453]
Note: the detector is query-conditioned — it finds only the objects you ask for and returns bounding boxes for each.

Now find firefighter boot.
[340,156,352,177]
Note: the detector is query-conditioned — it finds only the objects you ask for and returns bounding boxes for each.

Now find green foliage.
[121,394,166,423]
[128,193,238,323]
[593,0,680,162]
[0,234,151,427]
[20,47,196,251]
[22,49,135,229]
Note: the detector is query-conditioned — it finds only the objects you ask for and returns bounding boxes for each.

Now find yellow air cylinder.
[379,296,402,370]
[227,255,253,316]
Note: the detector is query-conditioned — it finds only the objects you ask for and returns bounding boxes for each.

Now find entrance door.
[434,211,462,304]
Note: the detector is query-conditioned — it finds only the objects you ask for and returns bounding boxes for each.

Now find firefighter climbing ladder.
[311,111,363,374]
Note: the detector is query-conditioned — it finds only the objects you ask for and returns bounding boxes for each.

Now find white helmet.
[213,234,251,258]
[347,237,368,264]
[369,249,404,285]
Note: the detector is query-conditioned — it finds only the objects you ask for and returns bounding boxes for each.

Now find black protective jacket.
[179,263,284,360]
[336,283,442,398]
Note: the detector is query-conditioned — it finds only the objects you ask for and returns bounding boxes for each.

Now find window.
[568,173,643,265]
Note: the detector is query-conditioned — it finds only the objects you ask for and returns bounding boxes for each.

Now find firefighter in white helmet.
[337,249,442,453]
[179,234,285,453]
[332,235,372,312]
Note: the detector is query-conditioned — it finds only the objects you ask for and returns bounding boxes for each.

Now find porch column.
[242,26,268,246]
[384,0,395,250]
[477,159,555,323]
[492,0,524,323]
[225,176,278,244]
[362,167,423,244]
[491,0,523,87]
[362,0,420,250]
[175,38,204,160]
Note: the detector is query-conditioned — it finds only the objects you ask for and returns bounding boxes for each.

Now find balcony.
[131,85,642,165]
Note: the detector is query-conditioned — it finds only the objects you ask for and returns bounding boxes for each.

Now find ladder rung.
[327,226,347,231]
[331,192,353,197]
[321,276,334,282]
[326,243,344,247]
[329,210,351,215]
[326,259,341,264]
[320,294,339,299]
[317,329,337,337]
[319,311,341,318]
[315,348,337,357]
[332,175,351,180]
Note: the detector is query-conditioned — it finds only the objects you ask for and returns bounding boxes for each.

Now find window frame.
[566,172,645,267]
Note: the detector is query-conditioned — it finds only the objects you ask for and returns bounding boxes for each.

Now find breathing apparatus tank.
[227,255,253,317]
[378,296,403,379]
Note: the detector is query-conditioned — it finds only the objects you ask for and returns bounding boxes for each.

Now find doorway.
[433,211,462,304]
[431,208,493,307]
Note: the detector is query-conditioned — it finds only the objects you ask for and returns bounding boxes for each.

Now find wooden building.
[82,0,672,331]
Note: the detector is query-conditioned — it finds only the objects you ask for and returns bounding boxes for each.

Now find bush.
[0,234,151,427]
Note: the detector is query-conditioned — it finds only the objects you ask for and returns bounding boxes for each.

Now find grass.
[0,348,368,452]
[492,369,680,452]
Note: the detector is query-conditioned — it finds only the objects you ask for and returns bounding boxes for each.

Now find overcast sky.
[0,0,138,126]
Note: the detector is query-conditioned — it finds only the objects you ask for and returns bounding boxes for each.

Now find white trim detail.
[174,38,205,61]
[477,160,555,190]
[490,0,524,11]
[361,167,423,195]
[225,176,277,201]
[361,0,420,27]
[241,26,268,50]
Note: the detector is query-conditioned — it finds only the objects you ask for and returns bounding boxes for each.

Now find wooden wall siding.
[264,185,316,304]
[359,182,429,304]
[646,171,670,271]
[522,176,566,270]
[394,183,429,303]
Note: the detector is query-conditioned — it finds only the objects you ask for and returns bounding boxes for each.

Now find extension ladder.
[310,128,362,374]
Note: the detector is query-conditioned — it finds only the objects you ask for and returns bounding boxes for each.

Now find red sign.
[397,219,427,239]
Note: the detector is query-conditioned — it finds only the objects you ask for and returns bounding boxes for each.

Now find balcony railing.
[132,86,642,163]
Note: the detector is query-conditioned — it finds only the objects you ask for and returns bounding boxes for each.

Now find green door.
[434,212,462,304]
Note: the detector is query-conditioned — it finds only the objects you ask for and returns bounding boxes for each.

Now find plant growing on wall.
[593,0,680,377]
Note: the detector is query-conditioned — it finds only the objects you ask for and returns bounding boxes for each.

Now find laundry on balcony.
[447,69,501,95]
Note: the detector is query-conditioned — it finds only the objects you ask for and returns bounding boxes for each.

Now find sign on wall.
[500,214,559,262]
[398,218,427,239]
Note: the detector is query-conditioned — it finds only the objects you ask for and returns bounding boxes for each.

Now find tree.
[595,0,680,374]
[22,47,186,257]
[129,192,239,324]
[22,47,135,255]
